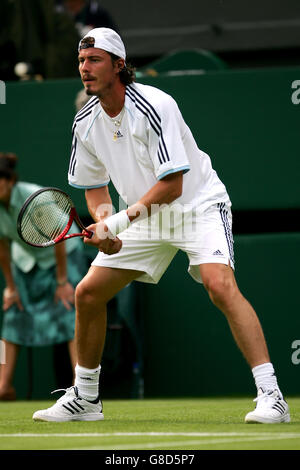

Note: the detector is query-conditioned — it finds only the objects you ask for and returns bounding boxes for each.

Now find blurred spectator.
[0,0,18,81]
[56,0,119,37]
[0,0,80,81]
[0,1,119,80]
[0,152,88,400]
[75,87,90,112]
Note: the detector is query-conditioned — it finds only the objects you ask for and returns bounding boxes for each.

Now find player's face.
[78,48,123,97]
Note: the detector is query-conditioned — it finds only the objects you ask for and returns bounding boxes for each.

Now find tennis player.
[33,28,290,423]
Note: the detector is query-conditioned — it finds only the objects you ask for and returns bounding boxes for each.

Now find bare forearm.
[127,171,183,222]
[85,187,113,222]
[0,240,15,289]
[54,242,68,285]
[83,172,183,253]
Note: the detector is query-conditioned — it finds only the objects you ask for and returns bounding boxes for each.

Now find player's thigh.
[76,265,142,304]
[175,202,235,283]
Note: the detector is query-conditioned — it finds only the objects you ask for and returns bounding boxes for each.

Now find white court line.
[1,432,300,450]
[67,434,300,450]
[1,432,300,438]
[66,437,300,450]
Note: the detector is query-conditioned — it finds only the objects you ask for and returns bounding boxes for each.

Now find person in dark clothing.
[0,0,81,80]
[56,0,119,37]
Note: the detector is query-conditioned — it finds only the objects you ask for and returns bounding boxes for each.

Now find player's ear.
[116,59,125,72]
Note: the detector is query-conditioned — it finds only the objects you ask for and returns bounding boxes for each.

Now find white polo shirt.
[68,82,230,212]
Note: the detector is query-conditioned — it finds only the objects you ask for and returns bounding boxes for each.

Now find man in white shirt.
[33,28,290,424]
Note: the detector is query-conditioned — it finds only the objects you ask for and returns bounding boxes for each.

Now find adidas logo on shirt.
[114,130,124,140]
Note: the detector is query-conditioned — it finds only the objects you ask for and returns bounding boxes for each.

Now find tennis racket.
[17,187,93,248]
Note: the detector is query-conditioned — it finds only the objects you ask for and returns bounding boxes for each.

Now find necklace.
[112,108,125,141]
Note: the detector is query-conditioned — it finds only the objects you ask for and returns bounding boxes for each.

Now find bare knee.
[75,278,112,311]
[201,265,239,310]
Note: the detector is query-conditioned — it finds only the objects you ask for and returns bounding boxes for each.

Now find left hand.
[54,282,75,310]
[3,287,24,312]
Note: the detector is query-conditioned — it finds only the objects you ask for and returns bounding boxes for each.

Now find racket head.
[17,187,79,248]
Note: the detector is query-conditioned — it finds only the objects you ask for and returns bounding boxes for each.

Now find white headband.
[78,27,126,60]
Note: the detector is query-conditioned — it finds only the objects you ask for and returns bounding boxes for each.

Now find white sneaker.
[245,388,290,424]
[32,386,104,422]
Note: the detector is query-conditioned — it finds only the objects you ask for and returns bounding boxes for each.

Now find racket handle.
[83,229,93,239]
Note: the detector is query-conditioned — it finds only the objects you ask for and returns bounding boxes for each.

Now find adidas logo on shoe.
[32,386,104,422]
[245,388,290,424]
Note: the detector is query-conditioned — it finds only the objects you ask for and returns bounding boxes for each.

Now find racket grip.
[83,229,93,239]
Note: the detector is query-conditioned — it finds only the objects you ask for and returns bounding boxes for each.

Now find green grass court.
[1,397,300,450]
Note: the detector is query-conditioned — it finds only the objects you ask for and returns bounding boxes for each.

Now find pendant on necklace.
[113,131,118,141]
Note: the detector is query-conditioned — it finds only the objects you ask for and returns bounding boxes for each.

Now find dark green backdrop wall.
[2,67,300,212]
[0,66,299,398]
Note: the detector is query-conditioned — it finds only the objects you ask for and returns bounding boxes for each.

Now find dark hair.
[109,53,136,85]
[0,152,18,181]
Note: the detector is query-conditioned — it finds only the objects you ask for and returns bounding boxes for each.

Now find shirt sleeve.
[148,95,191,180]
[68,124,110,189]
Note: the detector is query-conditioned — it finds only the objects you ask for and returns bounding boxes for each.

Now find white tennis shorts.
[91,202,234,284]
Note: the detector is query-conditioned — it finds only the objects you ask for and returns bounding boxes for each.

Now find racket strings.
[20,190,72,245]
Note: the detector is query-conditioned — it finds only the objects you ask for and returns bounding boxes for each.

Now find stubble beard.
[85,76,115,99]
[85,88,93,96]
[84,83,97,96]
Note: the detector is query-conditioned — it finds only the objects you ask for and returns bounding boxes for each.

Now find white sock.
[74,364,101,402]
[252,362,282,397]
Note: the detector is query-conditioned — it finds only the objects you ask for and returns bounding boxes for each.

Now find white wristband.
[104,210,130,238]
